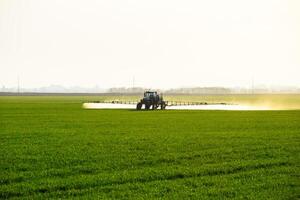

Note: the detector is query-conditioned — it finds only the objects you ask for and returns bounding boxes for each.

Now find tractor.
[136,91,167,110]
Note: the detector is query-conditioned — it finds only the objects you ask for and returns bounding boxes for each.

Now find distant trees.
[106,87,232,94]
[107,87,145,94]
[165,87,232,94]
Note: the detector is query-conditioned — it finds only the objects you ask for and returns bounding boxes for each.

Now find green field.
[1,95,300,199]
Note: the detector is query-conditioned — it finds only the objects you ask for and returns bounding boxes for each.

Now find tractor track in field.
[1,161,290,199]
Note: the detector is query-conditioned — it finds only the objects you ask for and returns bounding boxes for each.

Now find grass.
[0,95,300,199]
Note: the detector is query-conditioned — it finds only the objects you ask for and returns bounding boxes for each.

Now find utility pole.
[17,76,20,94]
[132,76,135,88]
[251,76,254,94]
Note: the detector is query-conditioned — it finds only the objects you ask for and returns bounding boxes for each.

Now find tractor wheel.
[145,103,150,110]
[136,102,142,110]
[161,102,166,110]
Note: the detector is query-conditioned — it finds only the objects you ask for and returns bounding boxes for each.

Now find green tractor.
[136,91,167,110]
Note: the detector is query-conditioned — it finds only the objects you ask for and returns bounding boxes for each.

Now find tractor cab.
[144,91,157,99]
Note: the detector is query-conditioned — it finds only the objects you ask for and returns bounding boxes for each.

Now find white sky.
[0,0,299,89]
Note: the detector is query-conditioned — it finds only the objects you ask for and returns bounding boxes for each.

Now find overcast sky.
[0,0,299,89]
